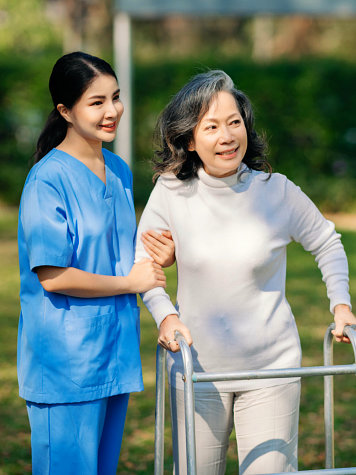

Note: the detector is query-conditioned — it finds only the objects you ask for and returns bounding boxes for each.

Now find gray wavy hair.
[153,70,270,181]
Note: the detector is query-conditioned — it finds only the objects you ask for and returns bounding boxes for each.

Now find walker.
[154,323,356,474]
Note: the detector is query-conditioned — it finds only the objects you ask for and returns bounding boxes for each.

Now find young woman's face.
[188,91,248,178]
[62,73,123,144]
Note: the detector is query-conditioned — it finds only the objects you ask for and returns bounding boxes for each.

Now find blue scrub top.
[17,148,143,404]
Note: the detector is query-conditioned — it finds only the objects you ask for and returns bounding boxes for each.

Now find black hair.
[153,70,270,180]
[34,51,117,162]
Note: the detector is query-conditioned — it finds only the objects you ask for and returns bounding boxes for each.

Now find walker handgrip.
[175,330,188,347]
[343,325,356,359]
[327,323,356,358]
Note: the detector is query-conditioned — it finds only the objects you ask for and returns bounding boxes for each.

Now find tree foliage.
[133,58,356,211]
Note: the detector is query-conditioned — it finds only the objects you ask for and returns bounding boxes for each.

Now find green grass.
[0,206,355,474]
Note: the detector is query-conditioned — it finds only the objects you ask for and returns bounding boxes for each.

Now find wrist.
[334,304,350,314]
[159,313,179,328]
[116,275,132,294]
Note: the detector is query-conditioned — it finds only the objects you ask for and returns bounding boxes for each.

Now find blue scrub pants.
[26,393,129,475]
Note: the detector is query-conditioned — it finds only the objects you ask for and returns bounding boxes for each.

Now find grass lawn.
[0,205,355,474]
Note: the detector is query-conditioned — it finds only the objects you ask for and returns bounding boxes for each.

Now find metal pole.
[166,326,356,474]
[177,335,197,475]
[273,468,356,474]
[324,324,356,470]
[324,324,335,469]
[344,325,356,357]
[193,364,356,383]
[113,12,132,167]
[154,345,166,475]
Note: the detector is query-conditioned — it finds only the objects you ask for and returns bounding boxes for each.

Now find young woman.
[136,70,356,474]
[17,52,173,474]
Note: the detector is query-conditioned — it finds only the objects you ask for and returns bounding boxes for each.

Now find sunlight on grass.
[1,207,355,474]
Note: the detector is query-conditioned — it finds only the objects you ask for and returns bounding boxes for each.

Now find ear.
[57,104,72,123]
[187,139,195,152]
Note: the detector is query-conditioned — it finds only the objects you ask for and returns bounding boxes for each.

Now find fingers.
[142,231,174,253]
[158,315,193,352]
[143,230,172,245]
[134,259,166,289]
[332,321,351,343]
[152,261,163,270]
[141,230,175,268]
[154,267,166,286]
[333,305,356,344]
[332,320,344,342]
[180,327,193,346]
[158,332,180,352]
[143,246,161,263]
[158,314,181,353]
[137,257,154,265]
[331,328,350,344]
[158,337,180,352]
[161,230,173,240]
[141,233,167,262]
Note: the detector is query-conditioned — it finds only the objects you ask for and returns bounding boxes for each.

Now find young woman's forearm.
[36,259,166,297]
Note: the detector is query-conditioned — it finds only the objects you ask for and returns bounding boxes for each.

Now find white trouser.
[169,381,300,475]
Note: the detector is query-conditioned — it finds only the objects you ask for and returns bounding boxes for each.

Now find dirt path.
[324,213,356,231]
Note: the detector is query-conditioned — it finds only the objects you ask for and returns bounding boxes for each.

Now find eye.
[113,94,121,102]
[91,101,103,106]
[205,124,216,131]
[231,119,241,126]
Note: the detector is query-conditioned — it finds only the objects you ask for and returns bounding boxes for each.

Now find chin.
[99,134,116,143]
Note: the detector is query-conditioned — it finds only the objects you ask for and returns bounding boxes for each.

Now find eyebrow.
[87,88,120,100]
[202,112,240,123]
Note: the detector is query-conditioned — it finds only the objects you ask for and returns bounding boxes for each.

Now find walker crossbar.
[192,364,356,382]
[154,324,356,475]
[273,469,356,475]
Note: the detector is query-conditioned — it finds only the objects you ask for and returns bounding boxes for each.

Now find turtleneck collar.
[197,163,250,188]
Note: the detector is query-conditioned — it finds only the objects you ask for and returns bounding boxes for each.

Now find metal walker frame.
[154,323,356,475]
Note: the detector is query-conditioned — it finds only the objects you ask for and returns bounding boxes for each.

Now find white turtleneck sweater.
[136,166,351,391]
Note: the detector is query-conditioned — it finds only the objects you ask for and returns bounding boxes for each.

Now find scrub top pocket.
[65,312,118,388]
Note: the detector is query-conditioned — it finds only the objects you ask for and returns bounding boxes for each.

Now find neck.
[57,130,103,162]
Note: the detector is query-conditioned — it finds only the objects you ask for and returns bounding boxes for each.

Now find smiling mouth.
[100,122,117,130]
[216,147,239,157]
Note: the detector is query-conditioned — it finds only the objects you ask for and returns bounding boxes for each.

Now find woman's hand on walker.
[158,314,193,353]
[141,230,175,268]
[127,258,166,293]
[332,304,356,343]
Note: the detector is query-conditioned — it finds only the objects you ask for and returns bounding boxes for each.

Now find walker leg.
[154,345,166,475]
[179,338,197,475]
[324,324,335,469]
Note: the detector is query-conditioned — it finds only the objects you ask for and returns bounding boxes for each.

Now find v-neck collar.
[54,148,112,199]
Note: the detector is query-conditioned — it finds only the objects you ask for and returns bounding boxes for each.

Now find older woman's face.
[188,91,247,178]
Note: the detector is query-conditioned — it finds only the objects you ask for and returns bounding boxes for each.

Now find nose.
[219,125,234,144]
[105,100,121,120]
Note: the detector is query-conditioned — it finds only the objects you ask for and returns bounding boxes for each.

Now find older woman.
[136,70,356,474]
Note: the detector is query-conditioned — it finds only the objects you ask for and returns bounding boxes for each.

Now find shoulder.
[250,169,296,192]
[250,169,287,184]
[247,170,308,207]
[156,172,195,191]
[20,150,69,208]
[25,149,67,187]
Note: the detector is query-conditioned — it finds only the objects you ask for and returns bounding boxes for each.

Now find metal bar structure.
[154,324,356,474]
[324,324,335,469]
[154,344,166,475]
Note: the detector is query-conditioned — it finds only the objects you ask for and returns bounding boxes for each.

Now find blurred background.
[1,0,356,209]
[0,1,356,473]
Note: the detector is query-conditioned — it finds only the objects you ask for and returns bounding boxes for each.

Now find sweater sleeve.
[135,180,179,327]
[285,178,351,313]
